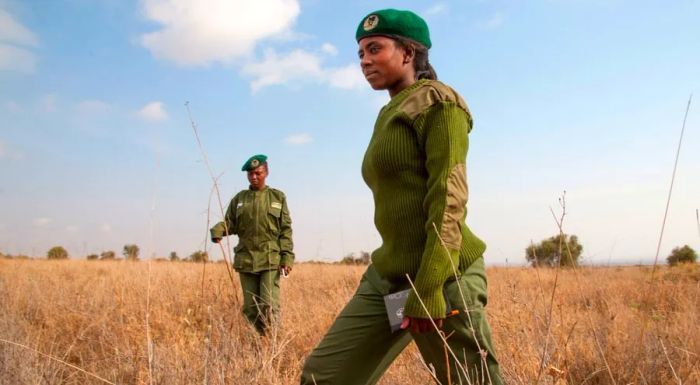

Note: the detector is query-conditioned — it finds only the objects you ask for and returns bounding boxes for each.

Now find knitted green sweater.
[362,79,486,319]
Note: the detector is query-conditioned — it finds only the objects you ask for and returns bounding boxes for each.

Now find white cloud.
[137,101,168,122]
[65,225,78,232]
[242,48,365,92]
[76,100,111,115]
[424,3,448,16]
[33,217,51,227]
[137,0,363,92]
[0,9,38,46]
[242,48,322,91]
[100,223,112,233]
[284,133,313,145]
[325,64,366,90]
[0,8,39,73]
[139,0,300,66]
[477,13,505,30]
[321,43,338,56]
[0,43,36,72]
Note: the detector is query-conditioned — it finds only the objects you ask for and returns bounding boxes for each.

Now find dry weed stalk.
[146,260,155,385]
[404,274,473,384]
[533,193,568,384]
[634,94,693,381]
[0,338,116,385]
[549,192,617,384]
[185,101,236,289]
[432,222,493,385]
[649,95,693,278]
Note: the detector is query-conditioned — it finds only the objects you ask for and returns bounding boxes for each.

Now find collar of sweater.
[385,79,431,109]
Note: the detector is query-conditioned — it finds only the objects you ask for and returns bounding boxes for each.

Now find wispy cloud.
[139,0,300,66]
[0,8,39,73]
[284,133,313,145]
[138,0,362,92]
[137,101,168,122]
[321,43,338,56]
[100,223,112,233]
[76,100,111,116]
[33,217,51,227]
[477,12,505,30]
[424,3,448,17]
[0,44,36,72]
[325,64,365,90]
[242,48,365,92]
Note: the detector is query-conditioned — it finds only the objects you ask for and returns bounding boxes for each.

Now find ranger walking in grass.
[300,9,503,384]
[211,154,294,335]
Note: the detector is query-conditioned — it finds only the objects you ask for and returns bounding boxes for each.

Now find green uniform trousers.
[300,258,503,385]
[239,269,280,334]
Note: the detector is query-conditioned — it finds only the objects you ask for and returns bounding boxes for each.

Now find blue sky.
[1,0,698,265]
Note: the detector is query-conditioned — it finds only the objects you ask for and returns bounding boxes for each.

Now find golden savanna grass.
[1,259,698,384]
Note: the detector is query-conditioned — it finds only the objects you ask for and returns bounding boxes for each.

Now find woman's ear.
[402,45,415,64]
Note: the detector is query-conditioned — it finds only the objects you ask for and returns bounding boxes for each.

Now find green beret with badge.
[241,154,268,171]
[356,8,431,49]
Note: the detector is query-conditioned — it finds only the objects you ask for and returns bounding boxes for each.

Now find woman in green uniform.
[300,9,503,385]
[211,154,294,335]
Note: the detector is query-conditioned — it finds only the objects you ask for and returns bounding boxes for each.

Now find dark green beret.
[241,154,268,171]
[356,9,431,49]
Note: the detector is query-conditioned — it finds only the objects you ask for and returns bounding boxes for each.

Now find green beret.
[241,154,268,171]
[356,9,431,49]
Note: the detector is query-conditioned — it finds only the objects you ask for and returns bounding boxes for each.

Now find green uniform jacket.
[210,187,294,272]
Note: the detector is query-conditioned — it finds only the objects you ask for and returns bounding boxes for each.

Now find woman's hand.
[400,316,443,333]
[280,265,291,277]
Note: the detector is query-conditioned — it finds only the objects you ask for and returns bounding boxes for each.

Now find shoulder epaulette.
[398,80,470,121]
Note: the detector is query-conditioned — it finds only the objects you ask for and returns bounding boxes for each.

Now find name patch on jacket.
[271,202,282,209]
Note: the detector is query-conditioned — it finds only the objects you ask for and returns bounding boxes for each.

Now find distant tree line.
[0,244,211,263]
[2,240,697,267]
[525,234,698,268]
[337,251,371,265]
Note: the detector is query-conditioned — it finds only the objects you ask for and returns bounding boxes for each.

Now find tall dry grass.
[0,259,698,384]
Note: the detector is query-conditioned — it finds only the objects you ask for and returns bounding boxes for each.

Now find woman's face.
[247,165,268,190]
[358,36,415,96]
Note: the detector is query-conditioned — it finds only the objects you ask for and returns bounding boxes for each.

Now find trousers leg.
[300,266,412,385]
[239,271,266,333]
[412,258,504,385]
[259,268,281,327]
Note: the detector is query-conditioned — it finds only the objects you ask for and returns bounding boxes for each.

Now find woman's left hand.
[400,316,443,333]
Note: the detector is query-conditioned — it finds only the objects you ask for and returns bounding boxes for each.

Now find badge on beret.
[251,159,260,167]
[356,9,432,49]
[363,15,379,31]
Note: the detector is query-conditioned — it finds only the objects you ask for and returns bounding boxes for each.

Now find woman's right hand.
[400,316,443,333]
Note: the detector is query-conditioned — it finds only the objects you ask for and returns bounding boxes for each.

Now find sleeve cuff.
[404,288,446,319]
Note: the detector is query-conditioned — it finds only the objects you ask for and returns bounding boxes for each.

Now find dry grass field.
[0,259,698,385]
